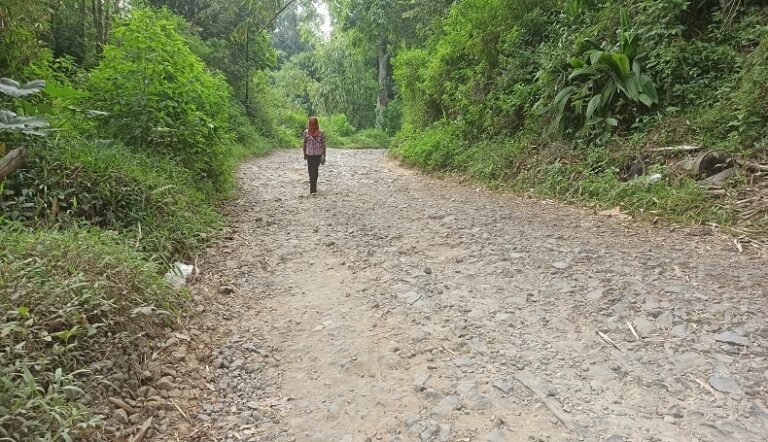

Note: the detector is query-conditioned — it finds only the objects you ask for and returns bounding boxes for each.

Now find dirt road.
[157,149,767,442]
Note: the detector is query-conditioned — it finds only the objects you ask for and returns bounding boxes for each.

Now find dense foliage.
[391,0,767,229]
[1,228,183,441]
[0,2,283,439]
[87,9,235,189]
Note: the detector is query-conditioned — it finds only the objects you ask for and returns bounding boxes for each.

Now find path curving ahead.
[160,149,767,442]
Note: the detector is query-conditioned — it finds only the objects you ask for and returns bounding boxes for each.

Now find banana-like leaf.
[640,75,659,104]
[620,8,630,31]
[638,93,654,107]
[589,50,604,66]
[554,86,576,112]
[586,95,602,120]
[601,81,617,106]
[625,74,642,100]
[570,58,585,69]
[0,110,51,135]
[609,71,629,96]
[581,38,603,51]
[0,78,46,98]
[621,33,639,60]
[569,68,598,80]
[610,53,631,78]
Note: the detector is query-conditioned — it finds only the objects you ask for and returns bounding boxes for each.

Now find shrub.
[392,122,467,171]
[0,136,221,263]
[323,114,356,137]
[0,227,184,441]
[87,8,235,190]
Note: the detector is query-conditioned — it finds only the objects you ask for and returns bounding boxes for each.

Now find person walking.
[303,116,326,196]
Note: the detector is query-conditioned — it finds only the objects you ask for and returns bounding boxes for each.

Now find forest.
[1,0,766,439]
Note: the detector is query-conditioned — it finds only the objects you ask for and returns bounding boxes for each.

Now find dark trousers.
[306,155,322,194]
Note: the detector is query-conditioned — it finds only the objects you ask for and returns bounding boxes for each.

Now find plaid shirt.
[303,130,326,156]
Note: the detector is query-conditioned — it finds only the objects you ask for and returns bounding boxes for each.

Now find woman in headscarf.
[303,116,326,196]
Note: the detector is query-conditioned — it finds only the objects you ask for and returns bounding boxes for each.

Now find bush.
[87,8,235,190]
[0,136,221,263]
[0,227,184,441]
[392,122,467,170]
[323,114,356,137]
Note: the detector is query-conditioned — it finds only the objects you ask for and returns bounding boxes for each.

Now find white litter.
[164,262,194,287]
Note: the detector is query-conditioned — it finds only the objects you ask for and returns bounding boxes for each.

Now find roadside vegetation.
[388,0,767,238]
[3,0,767,439]
[0,1,359,439]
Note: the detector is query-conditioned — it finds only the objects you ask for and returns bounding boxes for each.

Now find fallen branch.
[512,372,578,433]
[130,417,153,442]
[735,158,768,173]
[108,397,138,415]
[0,147,25,180]
[596,330,622,351]
[649,145,702,153]
[170,398,190,421]
[626,321,640,342]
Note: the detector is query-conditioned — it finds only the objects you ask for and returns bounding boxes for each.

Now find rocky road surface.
[143,149,767,442]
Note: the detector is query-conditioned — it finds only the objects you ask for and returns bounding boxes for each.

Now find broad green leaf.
[44,81,88,99]
[638,93,654,107]
[601,81,617,106]
[610,54,631,77]
[569,68,598,80]
[554,86,575,111]
[570,58,585,69]
[640,75,659,104]
[620,8,630,31]
[586,95,602,120]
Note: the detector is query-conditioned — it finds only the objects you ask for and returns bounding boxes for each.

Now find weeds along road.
[158,149,768,442]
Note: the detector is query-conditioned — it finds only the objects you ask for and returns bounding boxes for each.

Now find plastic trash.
[164,262,194,287]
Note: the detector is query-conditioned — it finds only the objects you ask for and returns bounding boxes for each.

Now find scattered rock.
[108,396,137,415]
[552,261,570,270]
[633,317,656,338]
[712,331,750,347]
[164,262,194,287]
[656,311,674,329]
[431,395,460,417]
[708,376,744,395]
[485,428,506,442]
[218,285,236,295]
[112,408,129,425]
[420,422,439,441]
[492,380,513,395]
[453,356,474,367]
[404,416,420,429]
[155,376,175,391]
[413,373,431,392]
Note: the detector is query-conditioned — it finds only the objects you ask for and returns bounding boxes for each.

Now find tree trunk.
[375,38,389,130]
[244,23,251,116]
[79,0,87,62]
[0,148,25,181]
[92,0,106,55]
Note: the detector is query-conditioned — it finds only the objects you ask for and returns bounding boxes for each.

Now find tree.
[330,0,455,129]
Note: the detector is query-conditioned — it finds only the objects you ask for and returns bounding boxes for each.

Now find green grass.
[0,227,185,441]
[1,136,225,263]
[326,128,391,149]
[391,124,764,234]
